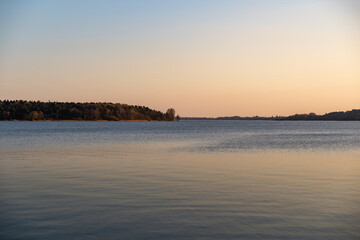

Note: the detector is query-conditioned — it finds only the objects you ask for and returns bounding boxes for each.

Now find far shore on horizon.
[1,100,359,121]
[183,109,360,121]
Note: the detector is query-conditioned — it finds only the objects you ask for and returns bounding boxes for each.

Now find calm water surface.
[0,121,359,239]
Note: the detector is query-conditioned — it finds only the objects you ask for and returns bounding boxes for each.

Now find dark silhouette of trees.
[284,109,360,121]
[176,114,180,121]
[182,109,360,121]
[0,100,176,121]
[166,108,175,121]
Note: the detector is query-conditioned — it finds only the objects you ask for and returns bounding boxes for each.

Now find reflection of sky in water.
[1,120,360,151]
[0,121,360,239]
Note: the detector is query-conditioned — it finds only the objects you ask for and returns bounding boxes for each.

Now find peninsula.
[0,100,176,121]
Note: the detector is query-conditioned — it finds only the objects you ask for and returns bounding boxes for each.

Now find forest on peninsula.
[0,100,177,121]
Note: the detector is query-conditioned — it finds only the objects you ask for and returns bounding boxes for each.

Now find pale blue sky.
[0,0,359,116]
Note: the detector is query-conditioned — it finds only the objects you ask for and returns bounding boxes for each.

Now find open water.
[0,120,359,239]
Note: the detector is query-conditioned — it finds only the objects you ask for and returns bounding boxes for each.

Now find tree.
[38,111,44,120]
[28,111,39,121]
[166,108,175,121]
[176,114,180,121]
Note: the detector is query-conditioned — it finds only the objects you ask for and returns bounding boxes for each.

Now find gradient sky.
[0,0,359,117]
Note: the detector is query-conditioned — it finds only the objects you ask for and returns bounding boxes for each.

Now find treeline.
[182,109,360,121]
[0,100,178,121]
[284,109,360,121]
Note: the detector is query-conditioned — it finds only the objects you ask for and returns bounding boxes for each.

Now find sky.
[0,0,359,117]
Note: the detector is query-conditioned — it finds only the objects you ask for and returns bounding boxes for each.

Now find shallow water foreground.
[0,121,359,239]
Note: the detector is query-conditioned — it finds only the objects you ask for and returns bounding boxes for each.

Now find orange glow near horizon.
[0,0,359,117]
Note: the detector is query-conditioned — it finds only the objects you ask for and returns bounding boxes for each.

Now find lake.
[0,120,359,240]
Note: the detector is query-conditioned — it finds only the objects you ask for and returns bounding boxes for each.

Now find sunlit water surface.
[0,121,359,239]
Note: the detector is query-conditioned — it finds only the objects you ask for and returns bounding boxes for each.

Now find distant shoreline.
[183,109,360,121]
[181,118,360,121]
[1,118,360,122]
[1,100,359,121]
